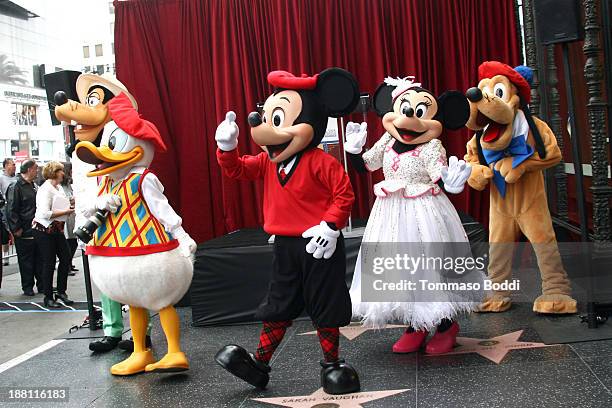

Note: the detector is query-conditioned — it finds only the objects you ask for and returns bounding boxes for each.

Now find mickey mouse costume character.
[214,68,360,394]
[345,77,485,355]
[464,61,576,314]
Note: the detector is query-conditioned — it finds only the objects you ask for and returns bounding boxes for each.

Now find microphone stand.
[76,209,108,330]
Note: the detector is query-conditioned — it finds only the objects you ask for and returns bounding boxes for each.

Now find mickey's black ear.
[315,68,360,117]
[372,83,394,117]
[435,91,470,130]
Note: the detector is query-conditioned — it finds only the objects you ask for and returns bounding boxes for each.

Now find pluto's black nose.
[248,112,262,128]
[54,91,68,106]
[466,87,483,103]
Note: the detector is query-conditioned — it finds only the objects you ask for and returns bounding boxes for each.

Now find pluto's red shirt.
[217,148,354,236]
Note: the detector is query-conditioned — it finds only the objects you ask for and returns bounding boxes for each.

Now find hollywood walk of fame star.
[427,330,557,364]
[252,387,409,408]
[299,323,408,341]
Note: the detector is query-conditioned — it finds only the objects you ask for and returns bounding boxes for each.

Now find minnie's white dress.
[350,133,485,330]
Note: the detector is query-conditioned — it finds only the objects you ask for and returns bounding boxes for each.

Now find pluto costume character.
[464,61,576,314]
[75,92,197,375]
[214,68,361,394]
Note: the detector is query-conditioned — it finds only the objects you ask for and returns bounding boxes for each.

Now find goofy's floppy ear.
[434,91,470,130]
[372,83,394,117]
[521,102,547,159]
[315,68,360,117]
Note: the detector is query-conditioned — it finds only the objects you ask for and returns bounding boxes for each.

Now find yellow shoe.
[111,350,156,376]
[533,294,577,314]
[476,295,512,313]
[145,352,189,373]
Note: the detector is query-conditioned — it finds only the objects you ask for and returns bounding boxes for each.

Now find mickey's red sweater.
[217,147,354,237]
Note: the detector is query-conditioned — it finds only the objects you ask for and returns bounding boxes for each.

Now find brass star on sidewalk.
[427,330,557,364]
[299,323,408,341]
[252,387,409,408]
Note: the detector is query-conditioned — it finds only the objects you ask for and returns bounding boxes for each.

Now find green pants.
[100,293,152,338]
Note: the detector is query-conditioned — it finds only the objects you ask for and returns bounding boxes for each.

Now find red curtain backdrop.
[114,0,521,243]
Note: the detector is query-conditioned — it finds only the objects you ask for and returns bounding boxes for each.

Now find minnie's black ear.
[372,83,394,117]
[315,68,360,117]
[435,91,470,130]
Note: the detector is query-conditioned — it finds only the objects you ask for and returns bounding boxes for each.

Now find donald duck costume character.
[75,92,197,375]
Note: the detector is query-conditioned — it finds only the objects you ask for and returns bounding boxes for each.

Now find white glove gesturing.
[441,156,472,194]
[96,194,122,213]
[344,121,368,154]
[172,227,197,258]
[215,111,239,151]
[302,221,341,259]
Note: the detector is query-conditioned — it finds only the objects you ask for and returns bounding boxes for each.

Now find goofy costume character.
[54,73,153,353]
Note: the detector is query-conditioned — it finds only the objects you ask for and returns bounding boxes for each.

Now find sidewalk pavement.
[0,252,103,365]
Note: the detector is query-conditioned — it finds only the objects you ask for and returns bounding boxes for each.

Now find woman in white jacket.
[32,161,75,308]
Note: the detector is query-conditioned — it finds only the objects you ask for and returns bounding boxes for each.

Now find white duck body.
[84,121,193,312]
[90,247,193,311]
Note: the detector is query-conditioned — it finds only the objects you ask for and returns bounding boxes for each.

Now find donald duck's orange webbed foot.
[145,352,189,373]
[111,350,156,376]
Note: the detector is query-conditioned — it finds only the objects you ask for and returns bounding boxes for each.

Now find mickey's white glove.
[302,221,341,259]
[215,111,239,151]
[441,156,472,194]
[172,226,197,258]
[96,194,121,213]
[344,122,368,154]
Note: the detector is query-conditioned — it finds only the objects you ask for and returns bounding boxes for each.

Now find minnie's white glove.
[172,227,197,258]
[373,183,388,198]
[344,122,368,154]
[302,221,341,259]
[215,111,239,151]
[441,156,472,194]
[96,194,121,213]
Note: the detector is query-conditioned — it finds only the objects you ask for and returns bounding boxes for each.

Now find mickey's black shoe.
[320,359,360,395]
[215,345,270,389]
[118,335,153,352]
[89,336,121,353]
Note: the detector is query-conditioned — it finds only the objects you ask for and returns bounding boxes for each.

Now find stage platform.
[2,305,612,407]
[190,215,487,326]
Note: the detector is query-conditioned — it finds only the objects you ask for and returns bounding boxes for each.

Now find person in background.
[0,188,6,289]
[32,161,74,308]
[0,158,17,195]
[34,165,45,187]
[6,159,41,296]
[1,158,17,266]
[60,162,78,275]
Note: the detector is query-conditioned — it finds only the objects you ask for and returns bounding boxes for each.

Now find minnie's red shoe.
[425,322,459,354]
[392,330,428,353]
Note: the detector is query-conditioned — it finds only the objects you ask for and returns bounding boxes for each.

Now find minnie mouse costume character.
[214,68,361,394]
[345,77,485,354]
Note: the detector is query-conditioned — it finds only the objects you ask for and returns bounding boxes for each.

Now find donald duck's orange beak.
[76,141,144,177]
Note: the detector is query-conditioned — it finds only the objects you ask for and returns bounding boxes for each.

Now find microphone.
[75,210,109,243]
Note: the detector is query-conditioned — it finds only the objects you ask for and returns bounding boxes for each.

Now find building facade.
[0,0,83,164]
[80,1,116,75]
